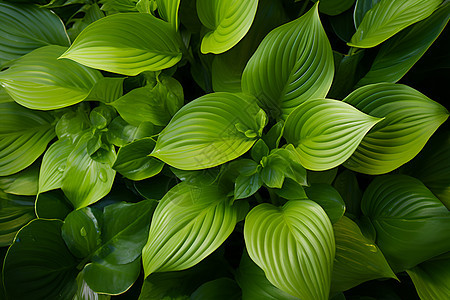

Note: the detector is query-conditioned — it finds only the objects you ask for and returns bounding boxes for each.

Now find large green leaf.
[244,200,335,299]
[343,83,449,175]
[284,99,381,171]
[353,0,380,28]
[0,86,13,103]
[35,189,72,220]
[0,162,39,195]
[362,175,450,271]
[73,273,111,300]
[156,0,180,30]
[142,182,239,277]
[0,190,35,246]
[0,102,55,176]
[106,116,156,147]
[197,0,258,54]
[305,183,345,223]
[349,0,442,48]
[0,2,69,67]
[242,3,334,120]
[61,132,116,209]
[331,216,396,293]
[0,45,102,110]
[313,0,356,16]
[60,13,182,75]
[151,92,266,170]
[333,170,362,218]
[406,253,450,300]
[3,219,78,299]
[356,2,450,86]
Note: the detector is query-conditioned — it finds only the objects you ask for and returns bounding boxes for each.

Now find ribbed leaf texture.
[244,200,335,299]
[60,13,182,75]
[156,0,181,30]
[284,99,381,171]
[343,83,449,175]
[242,3,334,120]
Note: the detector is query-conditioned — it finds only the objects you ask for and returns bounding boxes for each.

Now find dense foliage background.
[0,0,449,299]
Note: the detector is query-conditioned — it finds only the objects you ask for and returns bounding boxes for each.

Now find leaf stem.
[348,47,359,56]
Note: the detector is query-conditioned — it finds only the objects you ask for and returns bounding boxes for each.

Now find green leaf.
[312,0,356,16]
[0,45,102,110]
[0,162,39,196]
[362,175,450,271]
[235,172,262,200]
[333,170,362,218]
[328,50,365,99]
[151,92,266,170]
[331,216,397,293]
[406,254,450,300]
[0,191,35,247]
[62,132,116,209]
[3,219,78,299]
[284,99,381,171]
[0,1,69,67]
[73,273,111,300]
[55,108,91,142]
[156,0,180,30]
[272,178,307,201]
[356,2,450,86]
[244,200,335,299]
[0,102,55,176]
[86,77,125,103]
[307,168,338,185]
[67,3,105,41]
[242,3,334,120]
[260,153,287,189]
[35,189,72,220]
[142,182,239,276]
[60,13,182,75]
[305,183,345,223]
[0,86,13,103]
[106,116,156,147]
[197,0,258,54]
[113,138,164,181]
[236,251,300,300]
[343,83,449,175]
[251,139,269,163]
[349,0,442,48]
[353,0,380,28]
[191,278,241,300]
[62,207,102,259]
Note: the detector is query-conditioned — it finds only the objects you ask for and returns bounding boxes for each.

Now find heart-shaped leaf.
[60,13,182,75]
[242,3,334,120]
[244,200,335,299]
[349,0,442,48]
[362,175,450,271]
[197,0,258,54]
[151,92,266,170]
[343,83,449,175]
[284,99,381,171]
[142,182,239,277]
[0,2,70,67]
[0,102,55,176]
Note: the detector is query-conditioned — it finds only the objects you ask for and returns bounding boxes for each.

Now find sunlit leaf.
[0,162,39,196]
[156,0,180,30]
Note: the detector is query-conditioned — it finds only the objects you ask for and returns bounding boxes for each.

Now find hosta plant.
[0,0,449,299]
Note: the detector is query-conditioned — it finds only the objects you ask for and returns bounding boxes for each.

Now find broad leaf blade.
[353,0,380,28]
[305,183,345,223]
[244,200,335,299]
[156,0,180,30]
[0,162,39,196]
[60,13,182,75]
[313,0,356,16]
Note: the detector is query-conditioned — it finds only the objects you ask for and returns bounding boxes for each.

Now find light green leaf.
[100,0,139,13]
[353,0,380,28]
[0,190,35,247]
[305,183,345,223]
[142,182,239,276]
[0,45,102,110]
[343,83,449,175]
[56,108,91,142]
[62,132,116,209]
[35,189,72,220]
[312,0,356,16]
[356,2,450,86]
[60,13,182,75]
[86,77,125,103]
[284,99,381,171]
[156,0,180,30]
[197,0,258,54]
[331,216,396,293]
[235,172,262,200]
[3,219,78,299]
[151,92,266,170]
[362,175,450,271]
[242,3,334,120]
[251,139,269,163]
[349,0,442,48]
[0,2,70,67]
[0,102,55,176]
[244,200,335,299]
[0,162,39,196]
[106,116,156,147]
[191,278,241,300]
[406,254,450,300]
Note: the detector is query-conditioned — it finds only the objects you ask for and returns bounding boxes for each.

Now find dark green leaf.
[305,183,345,223]
[333,169,362,217]
[191,278,241,300]
[251,139,269,163]
[35,189,72,220]
[235,172,262,200]
[313,0,356,16]
[0,162,39,196]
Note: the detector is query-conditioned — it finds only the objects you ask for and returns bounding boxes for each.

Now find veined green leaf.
[284,99,381,171]
[0,45,102,110]
[156,0,180,30]
[0,162,39,196]
[142,182,239,277]
[356,2,450,86]
[60,13,182,75]
[86,77,125,103]
[305,183,345,223]
[197,0,258,54]
[0,86,13,103]
[331,216,396,293]
[151,92,266,170]
[100,0,139,13]
[362,175,450,271]
[73,273,111,300]
[242,3,334,120]
[353,0,380,28]
[0,102,55,176]
[313,0,356,16]
[0,2,69,67]
[349,0,442,48]
[3,219,78,299]
[244,200,335,299]
[343,83,449,175]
